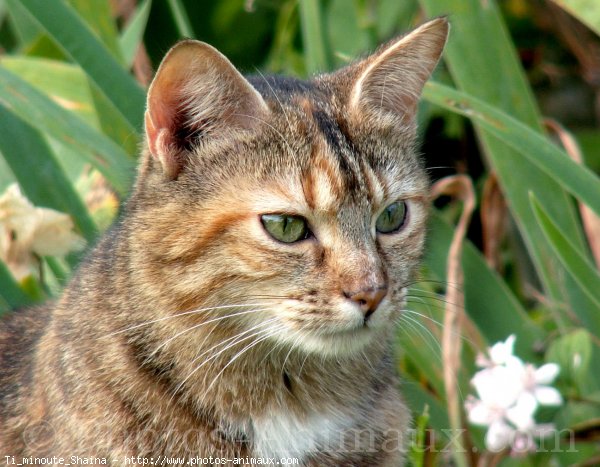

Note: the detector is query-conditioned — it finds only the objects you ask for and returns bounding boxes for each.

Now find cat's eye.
[376,201,407,234]
[261,214,309,243]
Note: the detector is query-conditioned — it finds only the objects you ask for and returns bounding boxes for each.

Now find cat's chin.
[276,326,384,357]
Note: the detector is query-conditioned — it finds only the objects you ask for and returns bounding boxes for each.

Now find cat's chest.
[247,408,354,461]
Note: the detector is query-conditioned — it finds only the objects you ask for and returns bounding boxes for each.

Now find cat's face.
[131,19,448,357]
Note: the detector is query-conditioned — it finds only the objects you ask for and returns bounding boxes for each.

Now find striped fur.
[0,19,448,465]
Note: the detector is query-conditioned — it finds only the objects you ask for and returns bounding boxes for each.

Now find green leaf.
[397,294,445,397]
[408,405,429,467]
[424,82,600,220]
[576,130,600,173]
[377,0,418,38]
[68,0,123,62]
[420,0,542,126]
[1,57,139,154]
[547,329,600,396]
[1,56,99,128]
[0,66,134,196]
[299,0,331,73]
[13,0,145,131]
[555,400,600,432]
[0,261,33,313]
[19,274,45,302]
[1,56,138,156]
[45,256,70,288]
[402,378,449,431]
[264,1,303,75]
[166,0,195,39]
[120,0,152,67]
[549,440,600,467]
[0,153,14,192]
[551,0,600,38]
[419,0,595,336]
[325,0,371,67]
[531,194,600,314]
[88,80,139,156]
[426,212,544,359]
[5,0,41,46]
[0,105,96,241]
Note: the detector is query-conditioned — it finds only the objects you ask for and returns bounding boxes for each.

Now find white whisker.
[232,112,296,156]
[254,68,295,136]
[204,325,286,395]
[170,319,280,401]
[399,313,441,354]
[103,302,273,338]
[148,308,269,359]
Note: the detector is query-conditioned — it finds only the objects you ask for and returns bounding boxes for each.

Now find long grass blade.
[120,0,152,67]
[0,67,134,196]
[0,105,96,241]
[423,82,600,218]
[166,0,195,39]
[0,261,33,312]
[530,194,600,319]
[426,212,544,358]
[68,0,123,62]
[14,0,145,131]
[298,0,331,73]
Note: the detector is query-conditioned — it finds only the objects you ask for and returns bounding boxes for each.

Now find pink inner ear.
[145,98,183,179]
[145,83,181,156]
[144,111,160,157]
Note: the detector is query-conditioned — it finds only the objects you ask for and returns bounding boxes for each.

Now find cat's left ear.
[145,40,269,179]
[346,17,449,127]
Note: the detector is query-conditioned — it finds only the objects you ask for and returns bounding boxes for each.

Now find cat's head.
[130,18,448,357]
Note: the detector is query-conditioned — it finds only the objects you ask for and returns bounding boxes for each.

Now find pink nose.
[344,287,387,320]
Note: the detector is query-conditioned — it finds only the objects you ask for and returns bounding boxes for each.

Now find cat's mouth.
[312,327,375,355]
[278,322,377,356]
[319,323,371,337]
[272,299,393,355]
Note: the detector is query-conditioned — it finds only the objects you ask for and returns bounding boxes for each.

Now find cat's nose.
[344,286,388,320]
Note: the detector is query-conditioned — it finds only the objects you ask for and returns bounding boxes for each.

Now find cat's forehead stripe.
[297,106,396,211]
[302,141,345,212]
[360,158,385,204]
[310,109,361,193]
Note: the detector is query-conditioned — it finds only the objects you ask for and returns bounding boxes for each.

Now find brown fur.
[0,19,448,466]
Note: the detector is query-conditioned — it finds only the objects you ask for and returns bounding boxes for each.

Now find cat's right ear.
[145,40,269,179]
[344,17,449,130]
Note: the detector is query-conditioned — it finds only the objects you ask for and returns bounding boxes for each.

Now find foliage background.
[0,0,599,465]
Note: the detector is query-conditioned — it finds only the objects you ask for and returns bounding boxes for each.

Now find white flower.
[489,334,516,365]
[465,335,563,453]
[476,334,520,368]
[0,184,84,280]
[506,392,537,431]
[485,418,516,452]
[523,363,562,406]
[471,364,524,409]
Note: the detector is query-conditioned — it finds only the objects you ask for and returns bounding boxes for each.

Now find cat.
[0,18,448,466]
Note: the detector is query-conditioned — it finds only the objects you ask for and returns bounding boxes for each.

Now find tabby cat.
[0,18,448,466]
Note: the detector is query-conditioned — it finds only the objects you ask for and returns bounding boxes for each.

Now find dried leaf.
[481,173,507,272]
[545,119,600,268]
[431,174,476,458]
[0,184,85,280]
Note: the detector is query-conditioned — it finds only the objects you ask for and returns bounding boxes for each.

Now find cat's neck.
[121,312,393,419]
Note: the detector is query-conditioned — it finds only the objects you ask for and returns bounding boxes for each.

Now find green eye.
[376,201,407,234]
[261,214,309,243]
